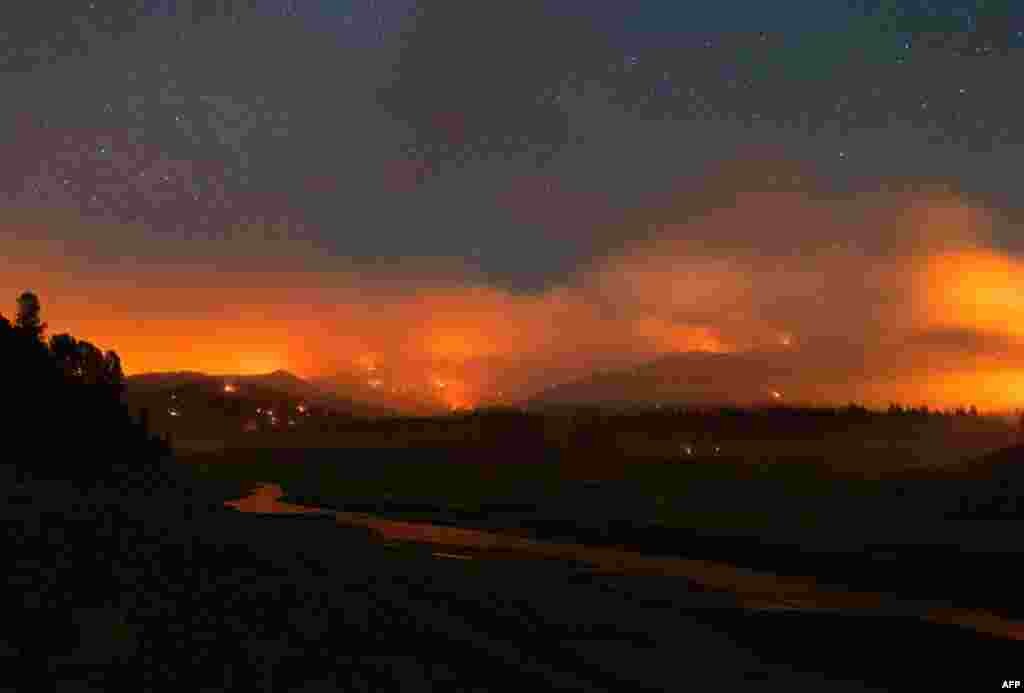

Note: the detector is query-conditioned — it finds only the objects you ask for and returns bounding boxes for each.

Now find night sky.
[3,1,1024,410]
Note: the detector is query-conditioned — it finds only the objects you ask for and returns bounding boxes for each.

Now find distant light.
[168,408,180,417]
[288,419,296,426]
[296,404,306,414]
[771,390,782,400]
[223,383,237,393]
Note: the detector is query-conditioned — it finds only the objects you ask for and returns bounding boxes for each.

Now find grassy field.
[170,408,1024,616]
[176,409,1022,537]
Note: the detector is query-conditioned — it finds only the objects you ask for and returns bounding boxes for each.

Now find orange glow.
[5,181,1024,412]
[425,331,497,363]
[631,317,729,354]
[903,369,1024,412]
[234,355,287,376]
[429,375,476,410]
[356,354,379,372]
[918,250,1024,339]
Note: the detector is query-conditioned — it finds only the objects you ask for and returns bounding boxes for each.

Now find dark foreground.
[4,470,1019,692]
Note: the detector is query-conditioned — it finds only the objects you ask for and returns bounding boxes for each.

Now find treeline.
[526,401,985,421]
[2,292,124,386]
[2,291,170,487]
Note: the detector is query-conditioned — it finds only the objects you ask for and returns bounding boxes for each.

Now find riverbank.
[173,443,1024,621]
[223,482,1019,640]
[7,473,1020,690]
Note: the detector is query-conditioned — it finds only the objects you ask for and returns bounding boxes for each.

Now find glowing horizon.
[6,172,1024,413]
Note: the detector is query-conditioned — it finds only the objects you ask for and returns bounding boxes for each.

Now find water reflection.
[228,483,1024,641]
[224,482,329,515]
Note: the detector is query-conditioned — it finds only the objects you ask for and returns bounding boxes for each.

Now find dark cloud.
[377,0,616,163]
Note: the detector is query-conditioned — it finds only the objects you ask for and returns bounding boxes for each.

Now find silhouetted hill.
[244,369,316,396]
[125,370,214,386]
[526,350,821,410]
[123,370,399,442]
[126,370,394,415]
[127,369,317,397]
[952,443,1024,480]
[312,371,450,417]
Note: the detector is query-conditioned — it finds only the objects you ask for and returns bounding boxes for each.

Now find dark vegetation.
[179,399,1024,621]
[3,291,172,489]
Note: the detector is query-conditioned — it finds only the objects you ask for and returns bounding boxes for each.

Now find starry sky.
[3,1,1024,410]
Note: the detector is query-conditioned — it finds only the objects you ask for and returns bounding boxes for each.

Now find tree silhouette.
[49,332,124,386]
[5,291,170,488]
[103,350,124,386]
[15,291,47,342]
[76,340,107,385]
[49,332,81,379]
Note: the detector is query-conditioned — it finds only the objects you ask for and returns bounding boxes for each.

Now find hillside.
[123,370,399,444]
[526,351,815,410]
[311,370,452,417]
